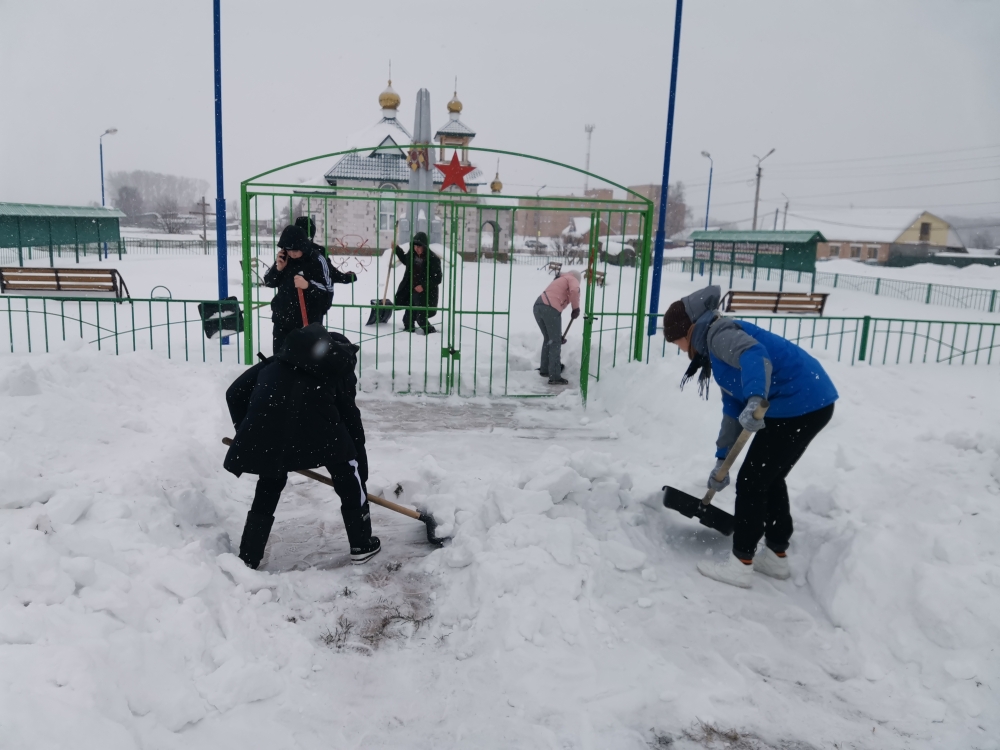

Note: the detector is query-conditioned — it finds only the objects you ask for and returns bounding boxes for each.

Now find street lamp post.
[751,148,775,231]
[100,128,117,260]
[700,151,713,231]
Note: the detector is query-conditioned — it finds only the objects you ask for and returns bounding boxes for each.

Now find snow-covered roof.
[562,216,592,236]
[780,208,920,243]
[435,118,476,139]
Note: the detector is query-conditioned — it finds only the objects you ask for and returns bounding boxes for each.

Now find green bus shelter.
[688,230,827,292]
[0,203,126,267]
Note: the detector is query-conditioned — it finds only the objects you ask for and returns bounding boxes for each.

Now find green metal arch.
[243,145,654,207]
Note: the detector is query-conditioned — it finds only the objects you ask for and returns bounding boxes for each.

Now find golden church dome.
[379,80,400,110]
[490,172,502,193]
[447,91,462,114]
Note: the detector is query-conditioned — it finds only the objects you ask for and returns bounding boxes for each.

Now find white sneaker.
[753,547,791,580]
[697,552,753,589]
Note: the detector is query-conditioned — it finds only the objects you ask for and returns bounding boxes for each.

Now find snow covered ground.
[1,252,998,748]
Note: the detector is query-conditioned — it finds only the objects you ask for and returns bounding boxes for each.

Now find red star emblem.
[435,152,476,193]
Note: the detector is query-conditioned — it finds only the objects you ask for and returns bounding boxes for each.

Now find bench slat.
[722,290,828,316]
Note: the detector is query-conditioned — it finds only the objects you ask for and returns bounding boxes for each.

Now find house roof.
[435,118,476,139]
[0,203,126,219]
[689,230,827,244]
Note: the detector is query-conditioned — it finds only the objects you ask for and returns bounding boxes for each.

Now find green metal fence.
[651,314,999,366]
[675,259,1000,314]
[240,145,654,401]
[1,294,245,363]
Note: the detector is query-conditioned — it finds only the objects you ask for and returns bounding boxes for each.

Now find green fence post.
[833,273,838,288]
[17,244,23,267]
[858,315,871,361]
[874,278,881,296]
[926,283,932,304]
[989,289,997,313]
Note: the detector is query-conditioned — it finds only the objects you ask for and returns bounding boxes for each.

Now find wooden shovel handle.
[701,399,769,506]
[296,286,309,327]
[380,220,399,304]
[220,437,419,520]
[561,318,573,344]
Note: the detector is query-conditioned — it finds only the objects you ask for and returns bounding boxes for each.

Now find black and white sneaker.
[548,376,570,385]
[351,536,381,565]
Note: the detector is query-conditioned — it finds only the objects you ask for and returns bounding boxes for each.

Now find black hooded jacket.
[263,248,335,328]
[223,324,366,477]
[393,245,442,317]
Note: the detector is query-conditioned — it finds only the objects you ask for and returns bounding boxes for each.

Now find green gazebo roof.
[689,230,826,244]
[0,202,126,219]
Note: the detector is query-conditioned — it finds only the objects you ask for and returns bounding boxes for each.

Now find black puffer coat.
[223,324,366,478]
[393,245,443,318]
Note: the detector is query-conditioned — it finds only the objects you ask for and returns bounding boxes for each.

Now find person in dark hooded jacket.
[294,216,359,287]
[224,324,380,568]
[393,231,442,334]
[263,225,335,354]
[663,285,838,589]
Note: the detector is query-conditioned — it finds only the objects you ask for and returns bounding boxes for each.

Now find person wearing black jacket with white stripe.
[224,324,380,568]
[264,225,335,354]
[294,216,359,287]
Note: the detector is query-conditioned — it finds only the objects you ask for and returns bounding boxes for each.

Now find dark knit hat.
[412,231,429,247]
[662,299,693,342]
[277,225,310,252]
[294,216,316,239]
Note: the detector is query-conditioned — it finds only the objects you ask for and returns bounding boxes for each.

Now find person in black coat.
[264,225,335,354]
[295,216,359,287]
[224,324,380,568]
[393,231,442,334]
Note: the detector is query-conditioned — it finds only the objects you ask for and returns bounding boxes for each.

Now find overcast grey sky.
[2,0,998,225]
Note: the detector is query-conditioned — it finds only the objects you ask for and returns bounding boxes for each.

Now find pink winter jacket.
[540,275,581,313]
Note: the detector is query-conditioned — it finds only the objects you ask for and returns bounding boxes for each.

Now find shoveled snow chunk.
[492,486,553,522]
[197,657,282,712]
[601,540,647,571]
[217,553,275,593]
[524,466,591,503]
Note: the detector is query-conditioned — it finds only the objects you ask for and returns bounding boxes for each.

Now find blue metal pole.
[213,0,228,305]
[704,163,713,231]
[646,0,684,337]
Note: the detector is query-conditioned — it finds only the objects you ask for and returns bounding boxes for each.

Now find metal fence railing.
[649,314,999,366]
[1,295,246,364]
[670,259,1000,314]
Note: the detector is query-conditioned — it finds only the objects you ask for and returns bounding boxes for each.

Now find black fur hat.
[412,231,429,247]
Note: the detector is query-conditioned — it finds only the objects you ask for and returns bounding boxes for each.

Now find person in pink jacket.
[533,270,581,385]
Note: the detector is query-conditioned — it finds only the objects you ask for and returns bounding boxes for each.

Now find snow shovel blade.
[662,486,735,536]
[365,299,393,326]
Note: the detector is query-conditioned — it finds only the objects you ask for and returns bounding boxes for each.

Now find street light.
[700,151,713,231]
[100,128,118,260]
[99,128,118,207]
[751,147,775,230]
[534,185,546,249]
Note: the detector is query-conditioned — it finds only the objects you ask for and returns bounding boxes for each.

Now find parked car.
[525,239,548,250]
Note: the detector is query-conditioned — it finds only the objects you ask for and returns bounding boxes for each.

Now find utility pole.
[751,148,775,230]
[782,194,789,230]
[194,196,211,255]
[773,208,779,230]
[583,124,595,194]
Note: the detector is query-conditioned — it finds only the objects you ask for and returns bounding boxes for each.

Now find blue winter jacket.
[680,286,838,458]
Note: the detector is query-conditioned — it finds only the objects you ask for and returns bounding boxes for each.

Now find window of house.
[867,245,879,259]
[379,202,395,231]
[919,222,931,242]
[829,244,841,257]
[850,245,862,258]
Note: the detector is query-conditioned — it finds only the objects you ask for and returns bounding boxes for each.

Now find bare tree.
[666,181,691,239]
[108,170,209,223]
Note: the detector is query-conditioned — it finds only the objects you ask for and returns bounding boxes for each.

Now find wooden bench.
[721,290,828,316]
[0,267,131,301]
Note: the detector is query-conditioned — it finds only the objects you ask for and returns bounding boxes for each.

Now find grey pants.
[533,296,563,377]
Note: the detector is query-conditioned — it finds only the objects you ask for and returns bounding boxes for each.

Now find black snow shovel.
[221,438,449,545]
[365,221,398,327]
[662,399,769,536]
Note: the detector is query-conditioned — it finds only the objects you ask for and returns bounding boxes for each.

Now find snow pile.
[1,342,998,748]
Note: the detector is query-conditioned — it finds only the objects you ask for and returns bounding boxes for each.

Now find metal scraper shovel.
[662,399,769,536]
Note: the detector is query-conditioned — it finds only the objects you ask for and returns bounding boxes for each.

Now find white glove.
[739,396,766,432]
[707,459,730,492]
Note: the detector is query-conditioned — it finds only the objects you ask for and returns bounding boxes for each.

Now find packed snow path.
[0,346,997,749]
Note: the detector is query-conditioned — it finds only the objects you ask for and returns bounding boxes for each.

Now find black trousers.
[239,459,371,568]
[733,404,835,560]
[402,290,429,332]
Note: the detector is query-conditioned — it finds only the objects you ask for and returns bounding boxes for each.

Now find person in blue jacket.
[662,285,838,588]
